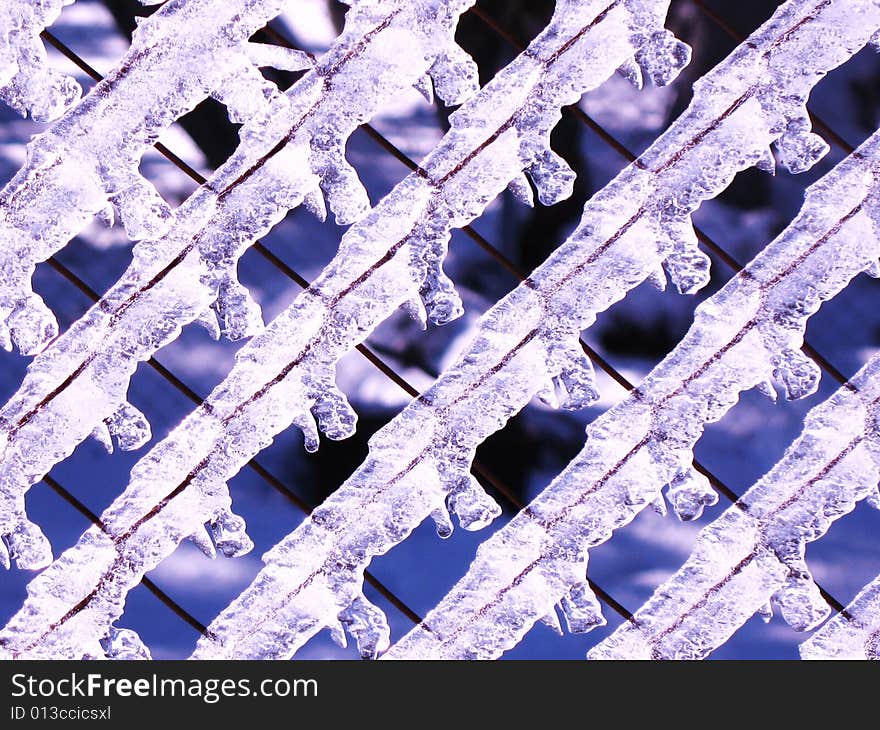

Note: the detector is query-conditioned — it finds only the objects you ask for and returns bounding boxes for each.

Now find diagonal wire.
[471,4,851,387]
[42,474,208,636]
[40,260,423,627]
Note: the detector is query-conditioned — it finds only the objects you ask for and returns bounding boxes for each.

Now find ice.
[4,0,875,661]
[200,0,878,660]
[0,1,680,652]
[195,0,692,660]
[0,0,306,356]
[386,117,880,659]
[0,0,479,570]
[800,575,880,659]
[0,0,81,122]
[593,356,880,659]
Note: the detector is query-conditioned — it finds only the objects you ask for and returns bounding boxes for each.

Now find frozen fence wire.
[589,351,880,659]
[800,574,880,659]
[0,0,877,661]
[199,0,876,660]
[0,0,689,659]
[386,114,880,660]
[0,0,478,573]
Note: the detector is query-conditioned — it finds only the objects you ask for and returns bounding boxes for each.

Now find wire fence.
[4,0,877,657]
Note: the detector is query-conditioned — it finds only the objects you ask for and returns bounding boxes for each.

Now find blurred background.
[1,0,880,659]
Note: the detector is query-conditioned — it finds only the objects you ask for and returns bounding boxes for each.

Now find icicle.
[616,56,644,90]
[772,348,822,400]
[312,385,358,441]
[209,508,253,558]
[213,274,264,341]
[661,216,711,295]
[772,559,831,632]
[445,473,501,531]
[293,410,320,453]
[757,601,773,624]
[430,506,454,539]
[773,116,830,174]
[507,172,535,207]
[95,203,115,228]
[864,259,880,278]
[526,147,577,207]
[549,341,599,411]
[756,147,776,175]
[401,296,428,330]
[338,594,390,659]
[650,490,667,516]
[647,266,667,291]
[302,187,327,222]
[329,620,348,649]
[414,74,434,104]
[7,295,58,356]
[426,43,479,106]
[195,308,221,341]
[90,422,114,454]
[4,519,52,570]
[313,138,371,226]
[105,402,151,452]
[536,378,560,409]
[666,468,718,522]
[559,581,606,634]
[212,62,281,127]
[187,524,217,559]
[101,626,151,660]
[107,181,174,242]
[634,29,691,87]
[756,380,778,402]
[539,609,564,636]
[418,232,464,327]
[0,0,82,121]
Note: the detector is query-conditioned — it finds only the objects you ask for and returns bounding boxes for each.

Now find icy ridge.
[0,0,478,572]
[0,0,80,122]
[0,0,313,356]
